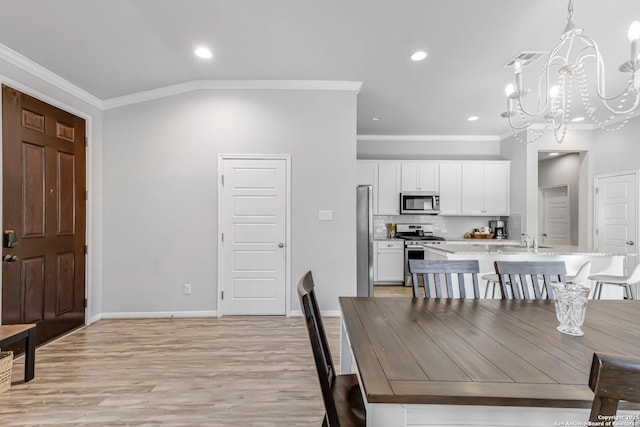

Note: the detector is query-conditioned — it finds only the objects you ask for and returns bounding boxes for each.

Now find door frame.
[0,76,94,327]
[217,154,292,317]
[593,169,640,252]
[539,184,571,245]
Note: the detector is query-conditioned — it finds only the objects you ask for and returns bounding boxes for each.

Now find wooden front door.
[2,85,86,345]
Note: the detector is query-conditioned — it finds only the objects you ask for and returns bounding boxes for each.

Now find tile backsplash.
[374,215,509,240]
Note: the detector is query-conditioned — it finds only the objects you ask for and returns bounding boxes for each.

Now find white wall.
[358,138,501,159]
[538,153,580,245]
[0,55,104,324]
[102,89,357,315]
[591,116,640,175]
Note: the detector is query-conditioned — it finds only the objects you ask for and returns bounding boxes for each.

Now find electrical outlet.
[183,283,192,295]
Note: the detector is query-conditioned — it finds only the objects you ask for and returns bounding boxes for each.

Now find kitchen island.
[423,243,625,299]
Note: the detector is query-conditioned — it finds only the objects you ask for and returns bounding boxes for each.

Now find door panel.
[221,158,286,315]
[2,85,86,345]
[596,173,637,256]
[542,186,570,245]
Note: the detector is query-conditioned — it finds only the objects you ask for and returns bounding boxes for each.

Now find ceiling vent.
[503,51,548,68]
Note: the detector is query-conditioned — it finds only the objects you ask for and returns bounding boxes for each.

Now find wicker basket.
[0,351,13,394]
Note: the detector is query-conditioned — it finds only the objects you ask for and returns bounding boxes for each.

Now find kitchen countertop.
[425,243,622,256]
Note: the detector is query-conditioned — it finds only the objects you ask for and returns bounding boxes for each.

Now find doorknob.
[3,254,17,263]
[542,233,548,237]
[278,243,284,248]
[627,241,635,246]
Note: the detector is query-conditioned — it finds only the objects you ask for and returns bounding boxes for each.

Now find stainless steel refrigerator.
[356,185,374,297]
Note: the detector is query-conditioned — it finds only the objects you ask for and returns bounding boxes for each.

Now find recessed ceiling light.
[549,152,560,156]
[467,116,479,121]
[372,116,383,121]
[411,51,428,61]
[571,116,585,122]
[194,47,212,59]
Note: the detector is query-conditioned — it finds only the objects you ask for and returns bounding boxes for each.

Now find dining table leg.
[339,315,353,374]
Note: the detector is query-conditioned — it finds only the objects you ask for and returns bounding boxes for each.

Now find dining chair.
[409,259,480,299]
[549,262,591,286]
[297,271,366,427]
[494,260,567,299]
[589,352,640,423]
[589,263,640,300]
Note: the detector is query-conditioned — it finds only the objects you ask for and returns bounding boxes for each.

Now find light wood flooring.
[0,317,341,427]
[374,284,421,297]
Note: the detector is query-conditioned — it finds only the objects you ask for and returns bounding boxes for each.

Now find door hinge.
[221,174,224,186]
[85,190,88,200]
[84,298,88,308]
[221,291,224,300]
[84,245,88,255]
[221,233,224,242]
[595,229,599,236]
[595,187,599,195]
[85,136,88,147]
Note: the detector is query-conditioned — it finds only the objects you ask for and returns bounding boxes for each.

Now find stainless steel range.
[396,224,445,286]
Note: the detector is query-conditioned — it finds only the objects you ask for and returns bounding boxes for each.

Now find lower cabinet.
[374,241,404,283]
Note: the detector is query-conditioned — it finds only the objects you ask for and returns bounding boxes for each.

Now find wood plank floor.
[0,317,340,426]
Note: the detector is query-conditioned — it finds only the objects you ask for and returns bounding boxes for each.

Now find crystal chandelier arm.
[575,35,640,113]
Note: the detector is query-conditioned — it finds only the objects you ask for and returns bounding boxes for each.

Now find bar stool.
[589,263,640,300]
[481,274,500,298]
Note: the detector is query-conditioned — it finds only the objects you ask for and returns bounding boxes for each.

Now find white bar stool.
[588,263,640,300]
[481,273,500,298]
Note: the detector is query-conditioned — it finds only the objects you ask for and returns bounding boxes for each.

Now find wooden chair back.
[298,272,366,427]
[589,352,640,422]
[494,260,566,299]
[409,259,480,298]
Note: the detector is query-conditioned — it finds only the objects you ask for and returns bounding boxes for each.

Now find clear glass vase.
[551,283,591,336]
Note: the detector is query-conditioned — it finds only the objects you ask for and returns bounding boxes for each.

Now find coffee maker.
[489,220,507,240]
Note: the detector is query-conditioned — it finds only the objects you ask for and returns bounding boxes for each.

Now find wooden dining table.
[339,297,640,427]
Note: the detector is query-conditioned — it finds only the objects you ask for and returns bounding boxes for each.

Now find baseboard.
[100,310,218,319]
[90,313,103,323]
[289,309,341,317]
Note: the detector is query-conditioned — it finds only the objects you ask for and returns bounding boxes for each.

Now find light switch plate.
[318,210,333,221]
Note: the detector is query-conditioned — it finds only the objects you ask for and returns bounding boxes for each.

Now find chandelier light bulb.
[513,60,523,74]
[550,85,560,99]
[505,83,516,97]
[628,21,640,41]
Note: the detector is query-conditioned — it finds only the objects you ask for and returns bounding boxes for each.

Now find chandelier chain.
[567,0,574,22]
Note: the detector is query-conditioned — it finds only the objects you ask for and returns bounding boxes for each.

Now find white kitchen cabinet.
[401,162,439,192]
[357,160,378,213]
[461,162,510,216]
[374,240,404,283]
[377,161,401,215]
[438,162,462,215]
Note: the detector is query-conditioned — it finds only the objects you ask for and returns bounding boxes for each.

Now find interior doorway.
[538,151,580,245]
[217,155,291,316]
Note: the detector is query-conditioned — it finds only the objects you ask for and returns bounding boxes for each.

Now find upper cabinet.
[356,159,509,217]
[356,160,400,215]
[461,162,510,216]
[439,162,462,215]
[377,161,401,215]
[401,162,439,192]
[357,160,379,213]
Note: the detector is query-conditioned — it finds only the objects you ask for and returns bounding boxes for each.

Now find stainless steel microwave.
[400,192,440,215]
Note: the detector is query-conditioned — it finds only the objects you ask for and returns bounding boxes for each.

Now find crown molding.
[357,134,501,142]
[103,80,363,110]
[0,43,104,109]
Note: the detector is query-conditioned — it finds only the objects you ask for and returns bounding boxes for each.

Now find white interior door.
[595,172,638,255]
[541,186,570,245]
[220,158,287,315]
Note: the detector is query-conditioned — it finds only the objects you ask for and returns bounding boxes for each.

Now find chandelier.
[502,0,640,143]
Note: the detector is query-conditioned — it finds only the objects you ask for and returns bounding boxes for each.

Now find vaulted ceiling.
[0,0,638,136]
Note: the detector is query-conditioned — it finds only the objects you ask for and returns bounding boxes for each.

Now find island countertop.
[425,243,622,257]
